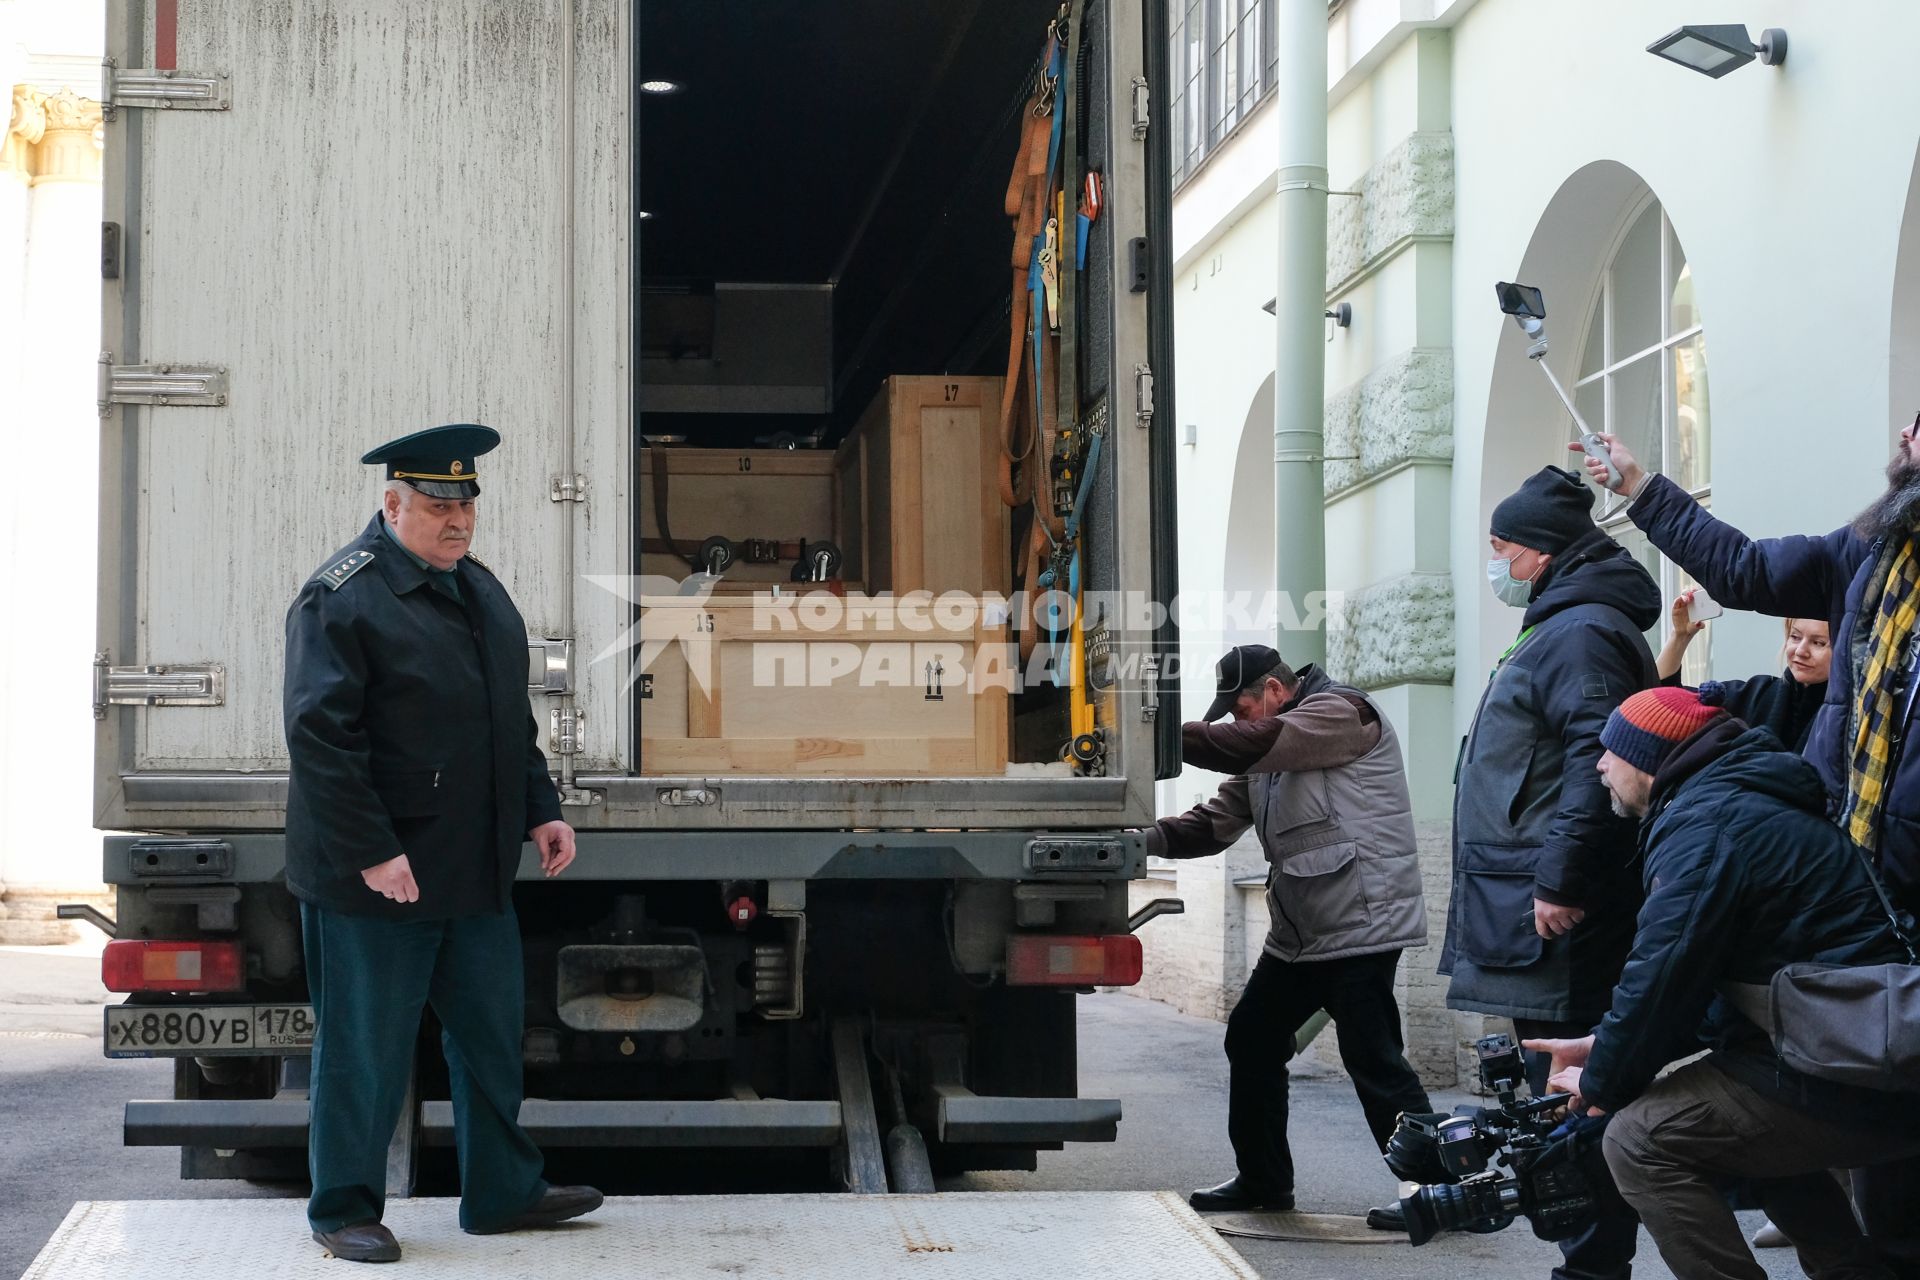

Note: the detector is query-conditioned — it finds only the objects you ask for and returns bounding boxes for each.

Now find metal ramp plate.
[25,1192,1258,1279]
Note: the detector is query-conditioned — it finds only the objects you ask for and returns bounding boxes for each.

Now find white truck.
[86,0,1181,1193]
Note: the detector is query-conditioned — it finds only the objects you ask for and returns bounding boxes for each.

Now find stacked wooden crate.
[639,374,1009,776]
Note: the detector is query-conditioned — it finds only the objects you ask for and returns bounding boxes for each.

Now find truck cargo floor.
[24,1192,1258,1278]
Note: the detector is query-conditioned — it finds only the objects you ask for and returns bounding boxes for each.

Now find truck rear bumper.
[124,1095,1121,1149]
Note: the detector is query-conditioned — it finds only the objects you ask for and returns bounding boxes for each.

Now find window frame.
[1572,195,1714,681]
[1170,0,1280,189]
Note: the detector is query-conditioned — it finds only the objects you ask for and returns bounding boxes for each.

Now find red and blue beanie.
[1599,686,1726,776]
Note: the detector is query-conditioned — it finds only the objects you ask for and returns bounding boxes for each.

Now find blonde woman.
[1656,591,1831,752]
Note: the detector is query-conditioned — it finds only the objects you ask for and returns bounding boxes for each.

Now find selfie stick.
[1505,311,1621,490]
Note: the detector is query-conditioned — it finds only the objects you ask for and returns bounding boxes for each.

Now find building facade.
[1135,0,1920,1086]
[0,0,107,942]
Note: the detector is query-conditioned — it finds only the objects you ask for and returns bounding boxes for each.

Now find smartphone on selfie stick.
[1495,282,1622,489]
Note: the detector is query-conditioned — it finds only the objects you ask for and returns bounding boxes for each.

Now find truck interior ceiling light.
[639,79,683,95]
[1646,24,1787,77]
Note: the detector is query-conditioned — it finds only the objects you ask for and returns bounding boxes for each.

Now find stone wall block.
[1326,130,1454,294]
[1326,572,1454,690]
[1323,347,1454,496]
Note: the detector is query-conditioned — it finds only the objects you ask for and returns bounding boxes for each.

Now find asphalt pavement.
[0,944,1800,1280]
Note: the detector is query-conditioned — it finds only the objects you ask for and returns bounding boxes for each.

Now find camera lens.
[1401,1179,1519,1247]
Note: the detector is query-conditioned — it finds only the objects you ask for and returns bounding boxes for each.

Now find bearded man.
[1578,424,1920,1278]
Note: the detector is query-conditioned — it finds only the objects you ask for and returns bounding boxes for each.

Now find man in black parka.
[284,423,600,1263]
[1529,686,1920,1280]
[1439,465,1660,1278]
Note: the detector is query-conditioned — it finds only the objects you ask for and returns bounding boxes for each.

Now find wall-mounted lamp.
[1260,299,1352,327]
[1646,24,1786,77]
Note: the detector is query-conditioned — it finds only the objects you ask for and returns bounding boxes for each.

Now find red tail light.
[1005,934,1143,987]
[102,940,245,993]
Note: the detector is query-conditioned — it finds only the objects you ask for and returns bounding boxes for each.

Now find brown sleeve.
[1147,776,1253,859]
[1180,692,1381,777]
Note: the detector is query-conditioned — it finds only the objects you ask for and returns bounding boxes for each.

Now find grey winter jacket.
[1149,666,1428,962]
[1441,529,1660,1023]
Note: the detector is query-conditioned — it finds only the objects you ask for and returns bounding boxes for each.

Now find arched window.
[1570,198,1714,681]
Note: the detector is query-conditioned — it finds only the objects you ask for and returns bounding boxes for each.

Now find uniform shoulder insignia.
[316,549,375,591]
[463,550,495,575]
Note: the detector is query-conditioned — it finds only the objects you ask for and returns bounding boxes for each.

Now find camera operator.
[1575,428,1920,1269]
[1529,685,1920,1280]
[1148,644,1432,1216]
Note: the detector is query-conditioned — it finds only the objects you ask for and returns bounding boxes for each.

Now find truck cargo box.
[95,0,1179,832]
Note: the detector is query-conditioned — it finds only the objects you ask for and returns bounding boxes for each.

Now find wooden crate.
[639,448,839,583]
[833,376,1008,596]
[639,593,1011,775]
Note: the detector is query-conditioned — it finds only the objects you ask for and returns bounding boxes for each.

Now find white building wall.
[0,0,109,942]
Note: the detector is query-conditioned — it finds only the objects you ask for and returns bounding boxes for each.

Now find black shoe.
[466,1184,605,1235]
[312,1222,402,1263]
[1366,1203,1407,1232]
[1188,1176,1294,1213]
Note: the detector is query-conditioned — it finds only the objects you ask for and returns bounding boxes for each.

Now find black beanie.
[1489,466,1596,554]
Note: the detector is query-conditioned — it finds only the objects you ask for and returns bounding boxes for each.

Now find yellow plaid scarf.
[1845,537,1920,850]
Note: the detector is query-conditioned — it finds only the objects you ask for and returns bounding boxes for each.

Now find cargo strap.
[648,444,701,572]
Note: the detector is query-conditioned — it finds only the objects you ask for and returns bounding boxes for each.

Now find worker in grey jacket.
[1149,645,1430,1216]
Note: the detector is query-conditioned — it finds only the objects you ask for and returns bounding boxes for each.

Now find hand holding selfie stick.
[1495,282,1623,490]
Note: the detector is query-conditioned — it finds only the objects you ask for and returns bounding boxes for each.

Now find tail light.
[102,940,245,993]
[1005,934,1143,987]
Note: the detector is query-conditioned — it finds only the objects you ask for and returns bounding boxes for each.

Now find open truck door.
[96,0,623,830]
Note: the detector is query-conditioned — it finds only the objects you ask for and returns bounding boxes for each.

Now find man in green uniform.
[284,423,601,1262]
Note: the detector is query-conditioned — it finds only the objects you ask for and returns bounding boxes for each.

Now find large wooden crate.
[638,593,1011,775]
[833,376,1008,596]
[639,448,839,584]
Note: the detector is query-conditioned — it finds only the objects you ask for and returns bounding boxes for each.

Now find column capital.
[2,85,49,182]
[27,89,104,185]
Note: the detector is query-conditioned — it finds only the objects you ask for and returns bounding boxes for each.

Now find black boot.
[466,1184,606,1235]
[311,1222,402,1263]
[1188,1176,1293,1213]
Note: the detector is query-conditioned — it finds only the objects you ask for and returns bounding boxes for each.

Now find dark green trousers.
[301,901,547,1232]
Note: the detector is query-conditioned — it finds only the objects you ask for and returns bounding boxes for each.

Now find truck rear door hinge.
[102,58,232,118]
[1131,76,1149,140]
[93,653,224,718]
[98,354,228,412]
[527,638,576,695]
[548,705,585,756]
[550,474,588,503]
[1139,654,1160,721]
[1134,363,1154,429]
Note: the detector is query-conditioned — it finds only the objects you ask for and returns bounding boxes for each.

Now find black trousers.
[1223,949,1431,1195]
[1518,1017,1640,1280]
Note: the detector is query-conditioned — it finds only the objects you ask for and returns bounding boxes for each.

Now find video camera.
[1384,1034,1610,1247]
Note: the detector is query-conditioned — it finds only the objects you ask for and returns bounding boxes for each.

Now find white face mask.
[1487,555,1536,608]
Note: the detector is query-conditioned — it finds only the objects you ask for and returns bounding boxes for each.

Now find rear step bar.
[125,1094,1115,1150]
[423,1100,844,1148]
[933,1087,1121,1144]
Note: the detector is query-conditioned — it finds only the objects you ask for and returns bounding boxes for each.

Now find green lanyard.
[1489,625,1537,682]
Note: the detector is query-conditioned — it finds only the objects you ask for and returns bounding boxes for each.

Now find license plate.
[103,1003,315,1058]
